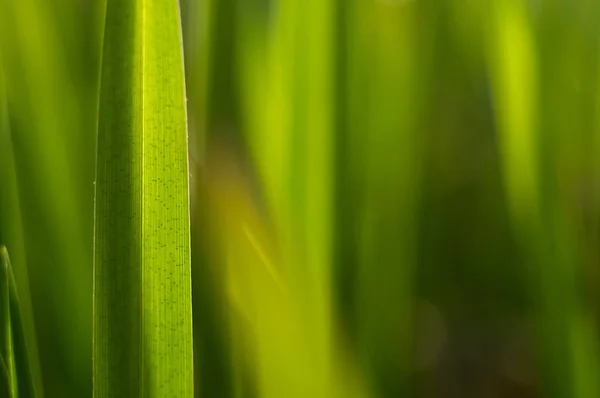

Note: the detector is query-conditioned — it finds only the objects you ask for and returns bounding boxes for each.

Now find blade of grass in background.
[0,246,17,397]
[0,69,44,398]
[202,142,372,398]
[230,0,369,396]
[536,2,600,397]
[344,0,426,395]
[0,1,95,395]
[184,0,240,396]
[182,0,213,166]
[0,246,39,397]
[189,167,236,398]
[245,0,337,396]
[488,1,600,397]
[93,0,193,396]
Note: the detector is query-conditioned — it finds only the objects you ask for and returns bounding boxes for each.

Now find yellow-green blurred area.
[2,0,600,397]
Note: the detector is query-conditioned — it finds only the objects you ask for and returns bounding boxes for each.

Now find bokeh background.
[2,0,600,397]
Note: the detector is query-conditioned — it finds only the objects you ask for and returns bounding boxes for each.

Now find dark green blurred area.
[2,0,600,397]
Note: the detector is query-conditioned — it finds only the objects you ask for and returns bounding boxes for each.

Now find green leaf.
[239,0,338,395]
[93,0,193,397]
[0,246,38,398]
[344,0,425,395]
[203,154,372,398]
[488,2,600,397]
[0,246,15,397]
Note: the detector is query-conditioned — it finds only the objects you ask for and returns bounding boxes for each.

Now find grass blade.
[93,0,193,396]
[344,0,425,395]
[488,1,600,397]
[0,246,16,397]
[203,149,372,398]
[1,246,38,398]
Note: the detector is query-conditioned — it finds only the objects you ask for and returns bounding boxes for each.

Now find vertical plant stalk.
[0,246,17,397]
[247,0,336,396]
[0,247,38,398]
[488,1,600,397]
[94,0,193,396]
[346,0,423,395]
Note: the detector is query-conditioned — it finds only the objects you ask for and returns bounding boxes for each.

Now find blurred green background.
[2,0,600,397]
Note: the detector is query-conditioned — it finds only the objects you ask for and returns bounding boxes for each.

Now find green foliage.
[2,1,600,398]
[93,0,193,396]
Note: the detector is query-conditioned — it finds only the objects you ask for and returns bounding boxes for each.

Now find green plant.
[93,0,193,397]
[3,1,600,397]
